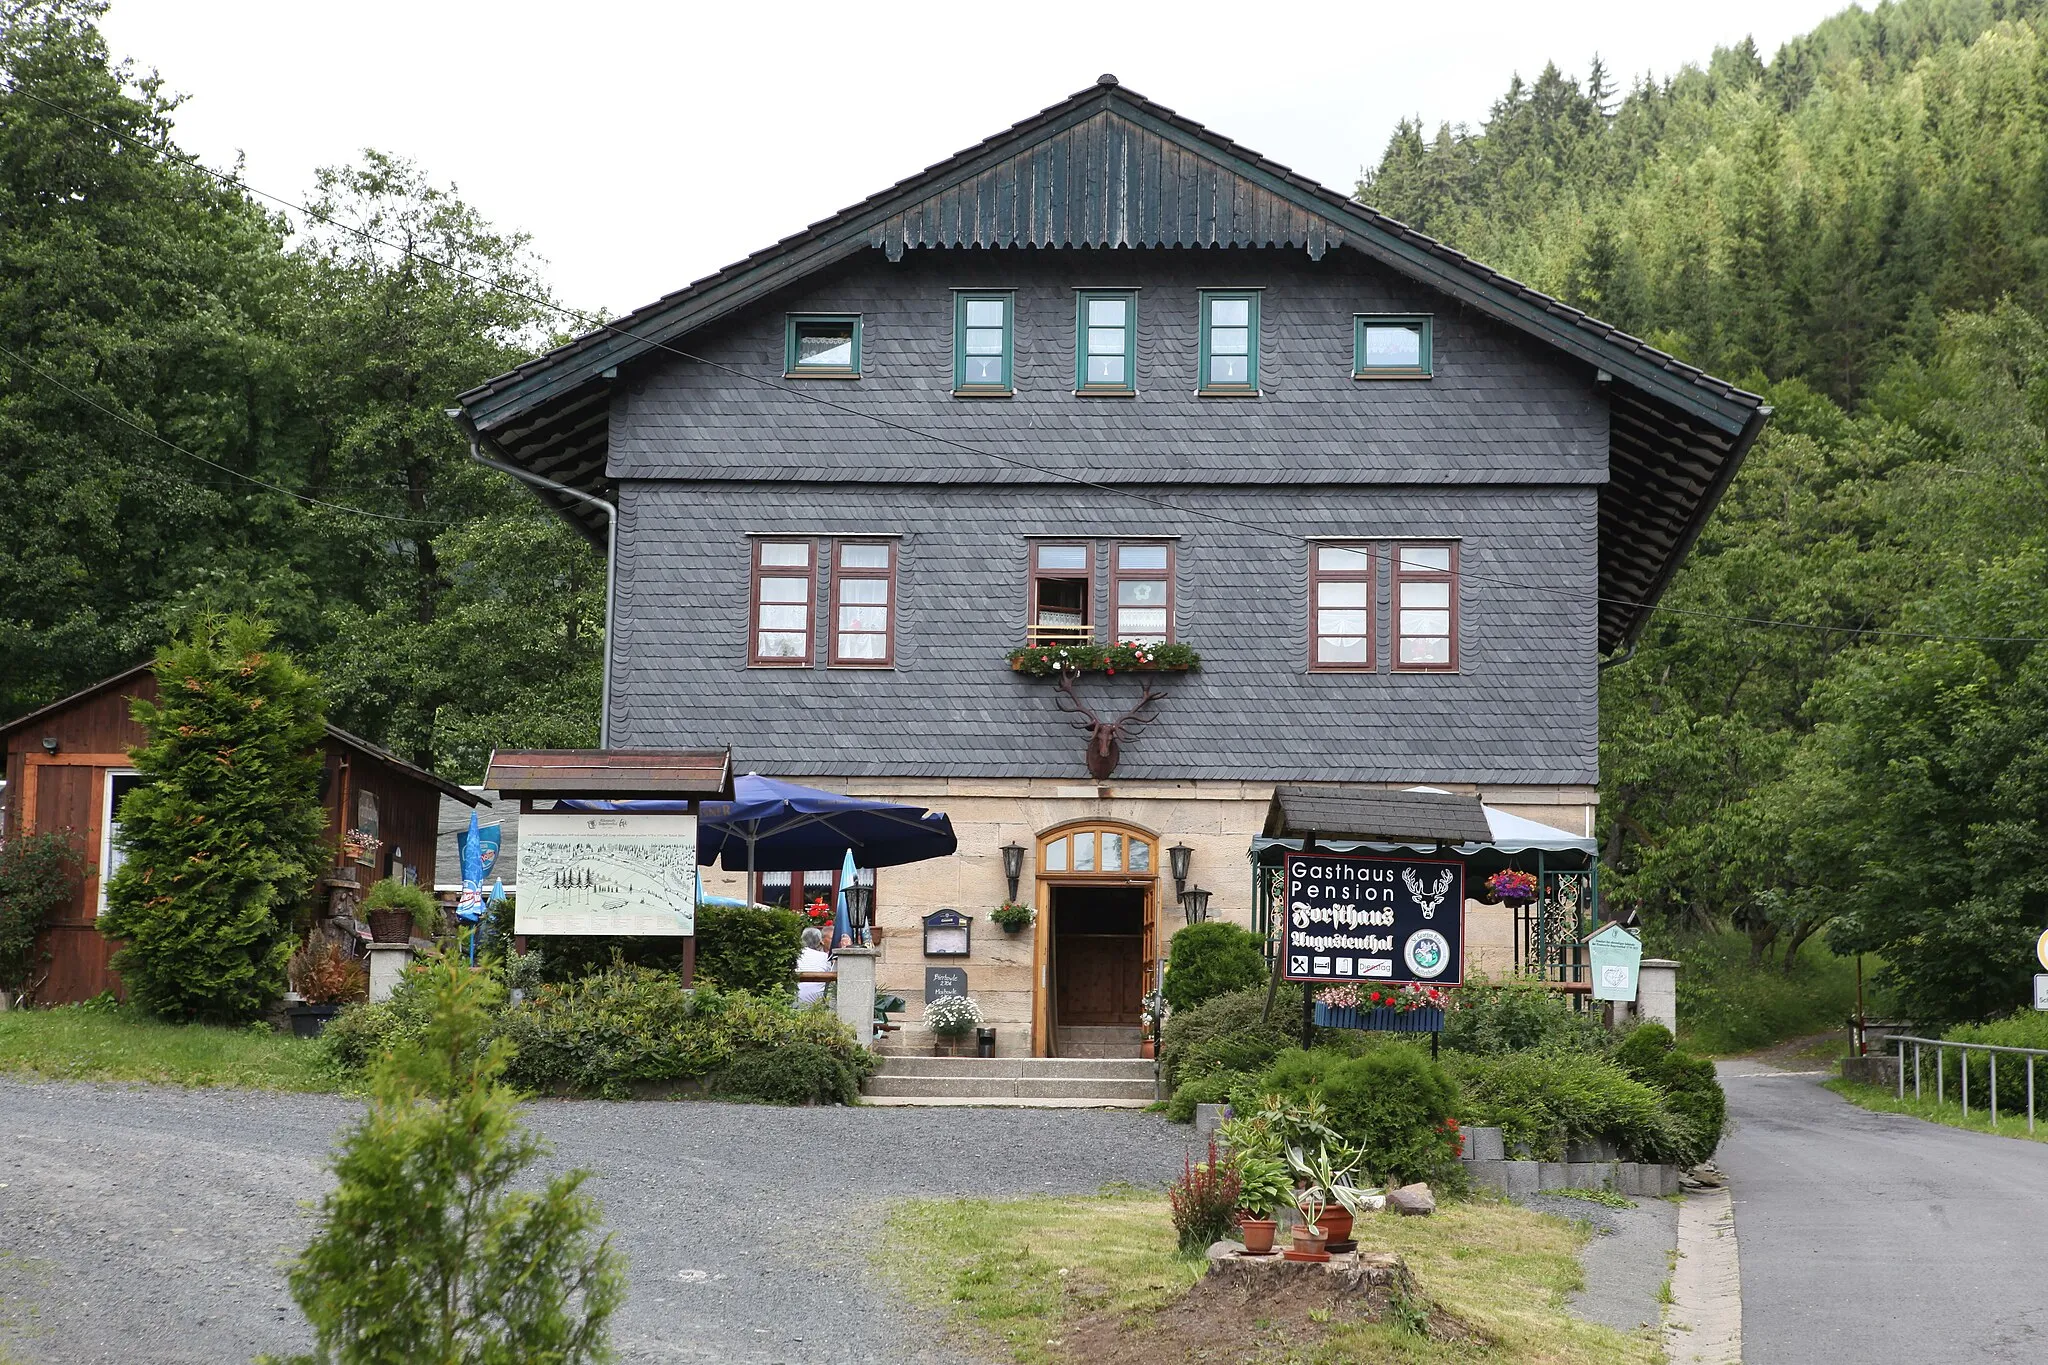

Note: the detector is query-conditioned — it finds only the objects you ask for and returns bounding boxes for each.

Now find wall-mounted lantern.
[1168,842,1194,897]
[1179,885,1211,925]
[844,880,875,945]
[1000,842,1026,903]
[922,908,972,957]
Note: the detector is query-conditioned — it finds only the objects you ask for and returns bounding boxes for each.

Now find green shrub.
[1254,1045,1464,1189]
[1441,975,1605,1055]
[319,963,444,1072]
[1445,1050,1692,1164]
[1660,928,1878,1054]
[1613,1022,1726,1161]
[0,832,81,995]
[1945,1011,2048,1050]
[695,903,806,996]
[100,618,329,1022]
[279,958,622,1364]
[1941,1012,2048,1112]
[1165,1068,1247,1123]
[1158,983,1302,1089]
[708,1041,868,1106]
[1161,923,1268,1012]
[1168,1143,1241,1252]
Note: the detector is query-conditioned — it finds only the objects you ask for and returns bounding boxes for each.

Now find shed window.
[751,540,815,665]
[96,770,144,917]
[786,314,861,377]
[1199,291,1259,393]
[1310,545,1374,670]
[954,292,1014,394]
[1393,543,1458,670]
[1076,291,1136,393]
[1355,315,1432,379]
[830,540,895,666]
[1028,542,1093,646]
[1111,542,1173,643]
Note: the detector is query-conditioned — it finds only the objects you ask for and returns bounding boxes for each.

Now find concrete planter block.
[1504,1160,1540,1197]
[1839,1055,1897,1089]
[1537,1161,1571,1190]
[1465,1160,1509,1193]
[1568,1161,1617,1191]
[1616,1162,1644,1196]
[1195,1103,1227,1137]
[1463,1126,1505,1162]
[1655,1164,1681,1196]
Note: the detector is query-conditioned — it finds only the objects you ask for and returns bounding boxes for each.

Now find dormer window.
[1355,315,1432,379]
[785,314,861,378]
[1028,543,1093,646]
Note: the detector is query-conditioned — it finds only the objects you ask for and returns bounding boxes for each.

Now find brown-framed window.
[1393,543,1458,670]
[750,540,815,666]
[754,866,875,915]
[1110,542,1173,643]
[1028,542,1094,646]
[830,539,896,666]
[1309,544,1374,671]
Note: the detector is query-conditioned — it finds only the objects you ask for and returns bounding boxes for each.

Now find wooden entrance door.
[1051,885,1146,1027]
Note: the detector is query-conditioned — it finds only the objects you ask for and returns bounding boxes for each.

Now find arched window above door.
[1038,822,1156,878]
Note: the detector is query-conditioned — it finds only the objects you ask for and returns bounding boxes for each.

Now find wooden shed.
[0,664,481,1004]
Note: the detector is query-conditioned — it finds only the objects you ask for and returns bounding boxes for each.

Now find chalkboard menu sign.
[1281,853,1465,986]
[925,967,969,1002]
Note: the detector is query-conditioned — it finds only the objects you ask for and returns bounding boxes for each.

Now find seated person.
[795,926,833,1005]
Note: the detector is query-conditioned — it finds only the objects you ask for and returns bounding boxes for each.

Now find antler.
[1112,679,1166,735]
[1054,671,1104,733]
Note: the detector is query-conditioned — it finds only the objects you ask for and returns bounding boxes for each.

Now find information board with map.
[517,811,698,937]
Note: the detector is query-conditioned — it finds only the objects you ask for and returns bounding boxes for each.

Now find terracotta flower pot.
[1237,1217,1277,1255]
[1139,1038,1156,1059]
[1317,1204,1355,1246]
[367,910,413,943]
[1284,1225,1329,1263]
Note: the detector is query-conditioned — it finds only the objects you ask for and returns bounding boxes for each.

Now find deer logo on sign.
[1402,867,1456,920]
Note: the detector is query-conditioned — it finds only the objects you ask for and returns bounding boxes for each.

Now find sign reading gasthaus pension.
[518,812,698,937]
[1282,854,1465,986]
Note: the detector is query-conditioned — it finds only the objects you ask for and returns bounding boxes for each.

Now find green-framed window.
[1354,314,1432,379]
[953,291,1014,395]
[1075,290,1137,394]
[784,314,862,378]
[1198,290,1260,394]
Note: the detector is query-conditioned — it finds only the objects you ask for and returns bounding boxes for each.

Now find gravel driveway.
[0,1080,1192,1365]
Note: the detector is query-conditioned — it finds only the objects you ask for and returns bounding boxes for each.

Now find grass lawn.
[0,1002,342,1092]
[1826,1076,2047,1144]
[883,1192,1659,1365]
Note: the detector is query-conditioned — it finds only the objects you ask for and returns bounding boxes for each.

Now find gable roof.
[0,662,482,806]
[452,76,1769,651]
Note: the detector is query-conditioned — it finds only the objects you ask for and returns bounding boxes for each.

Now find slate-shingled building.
[453,78,1766,1056]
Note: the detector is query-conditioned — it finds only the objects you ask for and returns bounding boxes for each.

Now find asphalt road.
[0,1080,1192,1365]
[1716,1059,2048,1364]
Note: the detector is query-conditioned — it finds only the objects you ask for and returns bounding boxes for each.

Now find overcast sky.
[102,1,1861,317]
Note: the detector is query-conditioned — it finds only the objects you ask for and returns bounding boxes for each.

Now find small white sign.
[518,812,697,937]
[2035,973,2048,1012]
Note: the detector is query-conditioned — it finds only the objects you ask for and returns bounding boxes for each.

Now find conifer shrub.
[1160,922,1270,1012]
[1158,983,1302,1090]
[1614,1021,1726,1160]
[100,618,329,1022]
[1254,1044,1465,1188]
[693,902,806,996]
[0,832,81,998]
[277,958,622,1364]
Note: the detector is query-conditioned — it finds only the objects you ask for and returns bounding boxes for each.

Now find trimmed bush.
[709,1041,867,1106]
[1159,983,1302,1089]
[1160,922,1268,1012]
[319,962,445,1072]
[1445,1050,1692,1165]
[1165,1068,1246,1123]
[1255,1044,1464,1189]
[1440,975,1605,1055]
[1613,1022,1726,1162]
[694,903,806,996]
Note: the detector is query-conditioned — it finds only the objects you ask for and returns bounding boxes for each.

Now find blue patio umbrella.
[456,810,485,922]
[830,848,857,952]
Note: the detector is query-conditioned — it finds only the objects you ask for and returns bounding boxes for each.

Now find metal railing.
[1026,623,1095,647]
[1891,1035,2047,1133]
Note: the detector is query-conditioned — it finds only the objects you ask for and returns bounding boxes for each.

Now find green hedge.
[1613,1022,1726,1160]
[1940,1011,2048,1112]
[1440,976,1605,1055]
[1444,1050,1696,1165]
[1159,984,1302,1090]
[512,903,806,996]
[1161,923,1269,1012]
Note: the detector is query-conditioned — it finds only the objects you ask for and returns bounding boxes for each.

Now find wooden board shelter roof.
[451,75,1769,651]
[1264,784,1493,846]
[0,662,481,806]
[483,748,734,800]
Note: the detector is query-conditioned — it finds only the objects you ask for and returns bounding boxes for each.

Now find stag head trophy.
[1054,672,1164,779]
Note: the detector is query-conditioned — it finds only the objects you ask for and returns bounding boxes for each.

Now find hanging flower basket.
[1007,641,1200,676]
[1485,869,1540,905]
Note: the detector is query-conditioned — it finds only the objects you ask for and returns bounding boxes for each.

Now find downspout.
[465,436,618,748]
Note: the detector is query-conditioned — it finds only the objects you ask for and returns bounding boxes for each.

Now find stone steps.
[1056,1025,1145,1058]
[862,1054,1158,1106]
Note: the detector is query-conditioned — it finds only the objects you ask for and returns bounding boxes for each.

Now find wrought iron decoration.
[1053,672,1164,779]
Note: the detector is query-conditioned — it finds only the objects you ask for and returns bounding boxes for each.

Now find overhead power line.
[6,82,2044,647]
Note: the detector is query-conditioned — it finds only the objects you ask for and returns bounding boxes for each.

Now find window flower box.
[1006,641,1201,676]
[1313,983,1447,1033]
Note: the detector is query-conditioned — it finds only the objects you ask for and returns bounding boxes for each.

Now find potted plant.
[923,993,984,1056]
[1289,1142,1378,1251]
[989,901,1034,934]
[1233,1152,1292,1255]
[1286,1184,1329,1262]
[285,936,367,1036]
[361,878,441,944]
[1139,988,1167,1059]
